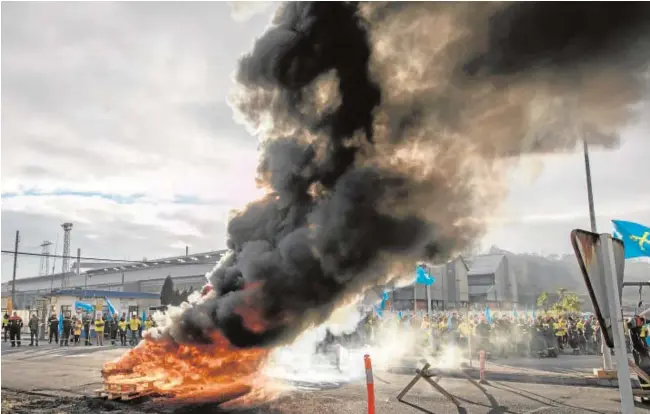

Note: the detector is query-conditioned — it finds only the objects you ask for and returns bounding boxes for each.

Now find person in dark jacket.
[48,313,59,344]
[109,313,119,345]
[61,313,73,346]
[83,313,92,346]
[8,312,23,347]
[28,313,39,346]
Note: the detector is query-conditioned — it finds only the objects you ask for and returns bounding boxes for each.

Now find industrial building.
[466,254,519,305]
[389,256,471,311]
[1,250,225,310]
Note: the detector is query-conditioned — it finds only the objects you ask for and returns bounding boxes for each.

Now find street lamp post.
[583,139,613,371]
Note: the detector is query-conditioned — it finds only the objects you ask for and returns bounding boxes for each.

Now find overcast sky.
[2,2,649,282]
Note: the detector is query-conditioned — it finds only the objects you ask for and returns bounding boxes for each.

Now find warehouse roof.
[467,254,506,276]
[47,289,160,299]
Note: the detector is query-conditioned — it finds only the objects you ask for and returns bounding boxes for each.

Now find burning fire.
[102,284,280,406]
[102,332,271,405]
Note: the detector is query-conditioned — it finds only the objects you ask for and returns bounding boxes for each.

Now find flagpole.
[583,139,613,371]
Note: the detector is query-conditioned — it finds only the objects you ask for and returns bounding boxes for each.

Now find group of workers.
[2,311,155,347]
[361,311,607,358]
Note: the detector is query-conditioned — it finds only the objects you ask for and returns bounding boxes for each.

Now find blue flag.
[374,290,389,318]
[513,305,518,319]
[485,306,492,325]
[74,301,94,313]
[106,298,117,317]
[141,310,146,323]
[415,265,435,286]
[613,220,650,259]
[58,312,64,335]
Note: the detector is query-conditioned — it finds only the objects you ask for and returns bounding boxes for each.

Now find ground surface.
[2,338,649,413]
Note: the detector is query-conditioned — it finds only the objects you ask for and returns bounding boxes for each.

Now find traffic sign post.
[571,230,634,414]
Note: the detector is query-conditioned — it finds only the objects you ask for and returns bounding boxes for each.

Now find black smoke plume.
[163,2,649,348]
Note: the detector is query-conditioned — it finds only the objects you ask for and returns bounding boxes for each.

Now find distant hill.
[486,246,650,309]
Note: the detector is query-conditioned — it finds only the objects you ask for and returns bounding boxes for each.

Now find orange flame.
[102,284,282,406]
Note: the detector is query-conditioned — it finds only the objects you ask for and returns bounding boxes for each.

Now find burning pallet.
[97,365,159,401]
[95,379,156,401]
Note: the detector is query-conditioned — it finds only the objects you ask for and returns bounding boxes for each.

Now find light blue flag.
[612,220,650,259]
[58,312,64,335]
[485,306,492,325]
[105,298,117,317]
[415,265,435,286]
[74,301,94,313]
[513,305,518,319]
[141,310,146,322]
[374,290,389,318]
[447,312,453,332]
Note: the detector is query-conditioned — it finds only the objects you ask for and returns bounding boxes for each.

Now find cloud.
[1,194,231,281]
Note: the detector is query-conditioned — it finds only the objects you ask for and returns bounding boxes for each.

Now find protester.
[73,316,82,345]
[28,313,39,346]
[8,311,23,347]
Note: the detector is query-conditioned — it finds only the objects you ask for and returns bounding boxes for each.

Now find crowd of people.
[357,310,609,359]
[2,311,155,347]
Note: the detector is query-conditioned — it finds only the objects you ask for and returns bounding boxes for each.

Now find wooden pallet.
[95,379,156,401]
[94,389,155,401]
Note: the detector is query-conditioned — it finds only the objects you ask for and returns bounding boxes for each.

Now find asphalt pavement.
[3,342,650,413]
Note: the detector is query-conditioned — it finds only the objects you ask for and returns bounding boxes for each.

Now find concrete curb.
[386,366,640,388]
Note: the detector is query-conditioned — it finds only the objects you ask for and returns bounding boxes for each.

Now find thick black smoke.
[163,2,650,348]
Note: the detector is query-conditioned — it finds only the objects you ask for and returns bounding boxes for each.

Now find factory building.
[1,250,226,310]
[389,256,471,311]
[466,254,519,305]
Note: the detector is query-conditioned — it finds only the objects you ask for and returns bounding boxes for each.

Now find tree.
[552,291,581,313]
[536,291,549,310]
[160,275,175,306]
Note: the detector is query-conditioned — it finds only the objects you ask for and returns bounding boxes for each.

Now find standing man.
[3,313,8,342]
[83,313,92,346]
[72,316,82,345]
[118,315,127,346]
[110,313,119,345]
[94,314,105,346]
[129,313,141,346]
[8,311,24,347]
[61,313,73,346]
[28,313,39,346]
[48,313,59,344]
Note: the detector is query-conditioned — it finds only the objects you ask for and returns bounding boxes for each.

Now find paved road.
[3,344,650,413]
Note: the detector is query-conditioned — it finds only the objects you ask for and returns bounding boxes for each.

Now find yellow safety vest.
[74,321,82,335]
[129,319,141,331]
[118,321,127,331]
[2,317,7,328]
[94,320,105,332]
[641,325,648,338]
[144,320,153,330]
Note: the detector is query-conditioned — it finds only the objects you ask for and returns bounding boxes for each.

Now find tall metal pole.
[583,140,597,233]
[78,248,84,289]
[583,139,613,371]
[11,230,20,306]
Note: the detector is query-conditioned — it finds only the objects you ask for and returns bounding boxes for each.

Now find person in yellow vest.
[3,313,9,342]
[94,315,105,346]
[118,316,127,346]
[554,318,567,351]
[73,316,82,345]
[129,314,141,346]
[144,315,154,331]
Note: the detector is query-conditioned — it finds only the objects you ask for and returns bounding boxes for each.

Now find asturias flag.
[415,265,435,286]
[613,220,650,259]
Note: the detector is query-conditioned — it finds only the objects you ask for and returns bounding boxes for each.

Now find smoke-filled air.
[103,1,650,404]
